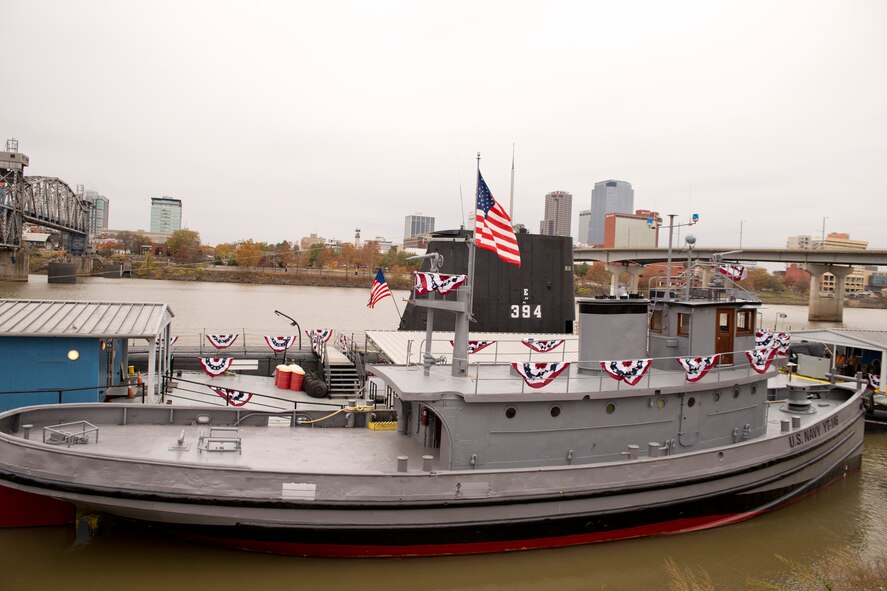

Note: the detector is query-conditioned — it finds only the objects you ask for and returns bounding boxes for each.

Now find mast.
[450,154,479,377]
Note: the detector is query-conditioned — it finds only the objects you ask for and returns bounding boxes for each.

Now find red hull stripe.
[180,513,738,558]
[0,485,75,528]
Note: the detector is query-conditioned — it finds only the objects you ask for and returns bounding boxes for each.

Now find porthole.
[550,406,561,418]
[656,398,666,409]
[605,402,616,415]
[717,451,725,460]
[713,391,721,402]
[687,397,696,408]
[733,388,740,399]
[505,407,517,419]
[751,385,758,395]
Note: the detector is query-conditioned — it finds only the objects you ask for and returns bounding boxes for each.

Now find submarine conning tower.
[577,298,650,372]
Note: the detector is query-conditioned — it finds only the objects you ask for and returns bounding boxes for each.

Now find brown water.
[1,276,886,590]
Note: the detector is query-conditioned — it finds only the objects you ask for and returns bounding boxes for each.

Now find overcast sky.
[3,1,885,249]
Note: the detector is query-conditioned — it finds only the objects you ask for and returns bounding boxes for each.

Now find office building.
[149,197,182,234]
[603,210,660,248]
[83,190,109,237]
[586,180,634,247]
[577,210,592,245]
[786,235,812,249]
[404,215,434,240]
[539,191,572,237]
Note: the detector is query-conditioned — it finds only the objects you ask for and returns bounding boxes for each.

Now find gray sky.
[3,0,885,249]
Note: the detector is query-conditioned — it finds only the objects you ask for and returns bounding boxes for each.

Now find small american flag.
[475,170,520,266]
[367,268,392,308]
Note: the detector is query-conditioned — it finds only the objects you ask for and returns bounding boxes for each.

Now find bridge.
[574,246,887,323]
[0,141,91,281]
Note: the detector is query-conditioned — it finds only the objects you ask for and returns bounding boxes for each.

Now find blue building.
[0,300,174,412]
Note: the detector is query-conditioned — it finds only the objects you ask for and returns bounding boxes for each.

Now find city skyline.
[2,1,884,249]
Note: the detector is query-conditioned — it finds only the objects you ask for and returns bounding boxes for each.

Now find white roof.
[0,299,174,339]
[22,232,50,242]
[790,328,887,353]
[366,330,578,365]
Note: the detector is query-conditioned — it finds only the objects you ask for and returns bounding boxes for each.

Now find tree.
[234,240,264,268]
[575,262,590,277]
[166,230,202,264]
[115,231,152,255]
[306,243,330,268]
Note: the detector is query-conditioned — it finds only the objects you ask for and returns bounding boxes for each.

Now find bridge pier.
[0,249,29,281]
[807,263,853,322]
[605,264,645,296]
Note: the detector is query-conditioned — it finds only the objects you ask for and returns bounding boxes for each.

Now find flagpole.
[389,282,402,319]
[508,143,515,219]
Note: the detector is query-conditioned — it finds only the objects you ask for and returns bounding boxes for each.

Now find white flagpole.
[508,143,515,220]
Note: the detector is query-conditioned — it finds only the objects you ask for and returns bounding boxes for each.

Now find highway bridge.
[574,246,887,323]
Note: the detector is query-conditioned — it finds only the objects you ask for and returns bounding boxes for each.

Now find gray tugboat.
[0,229,866,556]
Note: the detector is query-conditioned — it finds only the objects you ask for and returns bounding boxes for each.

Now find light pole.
[739,219,746,248]
[648,213,699,301]
[821,217,828,244]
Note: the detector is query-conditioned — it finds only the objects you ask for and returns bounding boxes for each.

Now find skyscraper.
[404,214,435,241]
[586,180,634,246]
[150,197,182,234]
[539,191,572,237]
[83,190,109,237]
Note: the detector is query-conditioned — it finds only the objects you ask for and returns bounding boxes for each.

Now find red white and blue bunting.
[337,332,349,352]
[206,334,238,349]
[676,355,720,382]
[414,272,468,295]
[264,335,296,352]
[199,357,233,377]
[601,359,653,386]
[746,347,778,373]
[208,386,253,407]
[774,332,790,355]
[521,338,565,353]
[718,264,748,281]
[306,329,333,355]
[511,362,570,389]
[755,329,790,356]
[450,340,496,354]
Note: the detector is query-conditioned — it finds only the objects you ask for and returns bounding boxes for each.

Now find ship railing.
[0,382,148,405]
[160,373,343,411]
[471,350,787,395]
[412,335,573,367]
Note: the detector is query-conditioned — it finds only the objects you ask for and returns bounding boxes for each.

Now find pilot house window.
[737,310,755,335]
[650,310,663,333]
[677,313,690,336]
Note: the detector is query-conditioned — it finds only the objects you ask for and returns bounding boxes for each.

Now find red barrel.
[289,365,305,391]
[276,365,292,390]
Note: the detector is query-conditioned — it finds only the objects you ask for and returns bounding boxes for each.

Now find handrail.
[0,382,147,404]
[161,372,342,410]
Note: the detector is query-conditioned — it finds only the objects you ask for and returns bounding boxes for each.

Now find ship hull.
[0,403,863,556]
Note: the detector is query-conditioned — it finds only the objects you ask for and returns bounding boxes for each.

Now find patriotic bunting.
[306,329,332,355]
[208,386,253,407]
[746,347,778,373]
[521,338,565,353]
[755,329,790,356]
[511,362,570,389]
[414,272,468,295]
[718,264,748,281]
[450,340,496,354]
[601,359,653,386]
[206,334,238,349]
[676,355,720,382]
[774,332,791,355]
[264,335,296,352]
[199,357,233,377]
[755,329,775,350]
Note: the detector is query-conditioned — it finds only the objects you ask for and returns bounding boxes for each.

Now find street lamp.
[648,213,699,301]
[739,220,746,249]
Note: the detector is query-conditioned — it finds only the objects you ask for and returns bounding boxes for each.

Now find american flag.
[475,170,520,266]
[367,268,392,308]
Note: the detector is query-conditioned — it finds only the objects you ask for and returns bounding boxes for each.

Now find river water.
[1,276,886,590]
